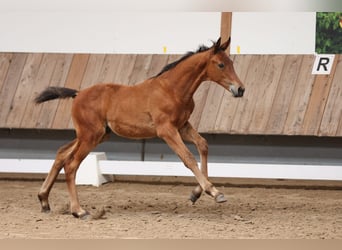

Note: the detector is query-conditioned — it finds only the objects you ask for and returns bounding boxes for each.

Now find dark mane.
[154,44,211,77]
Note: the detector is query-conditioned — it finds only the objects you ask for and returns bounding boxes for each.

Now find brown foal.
[35,37,245,218]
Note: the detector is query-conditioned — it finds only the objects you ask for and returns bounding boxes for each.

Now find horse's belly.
[108,117,157,139]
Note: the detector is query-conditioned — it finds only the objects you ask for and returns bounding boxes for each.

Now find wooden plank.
[302,55,338,135]
[36,54,73,129]
[189,81,211,130]
[248,55,286,134]
[128,54,153,85]
[0,53,13,93]
[283,55,316,135]
[197,82,226,133]
[113,54,137,85]
[337,112,342,137]
[0,53,27,127]
[79,54,106,90]
[147,54,170,78]
[97,54,122,83]
[319,55,342,136]
[52,54,89,129]
[214,55,253,133]
[20,54,60,128]
[6,53,43,128]
[230,55,269,134]
[265,55,303,134]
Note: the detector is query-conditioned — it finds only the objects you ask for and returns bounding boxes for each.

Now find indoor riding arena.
[0,8,342,239]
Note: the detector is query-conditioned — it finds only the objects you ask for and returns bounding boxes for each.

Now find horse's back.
[71,82,157,139]
[71,83,121,127]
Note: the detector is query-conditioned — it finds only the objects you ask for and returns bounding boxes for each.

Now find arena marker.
[75,152,113,187]
[312,54,335,75]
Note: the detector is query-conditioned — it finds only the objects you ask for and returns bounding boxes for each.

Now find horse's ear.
[220,37,231,52]
[214,37,222,54]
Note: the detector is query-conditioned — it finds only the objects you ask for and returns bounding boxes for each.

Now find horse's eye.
[218,63,225,69]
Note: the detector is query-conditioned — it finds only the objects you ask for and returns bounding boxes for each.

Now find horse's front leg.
[180,122,226,204]
[157,123,226,203]
[179,122,207,203]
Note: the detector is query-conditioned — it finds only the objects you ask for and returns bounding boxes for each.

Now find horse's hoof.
[38,194,51,213]
[80,212,92,220]
[215,193,227,203]
[41,206,51,213]
[72,210,91,220]
[40,203,51,213]
[189,192,201,204]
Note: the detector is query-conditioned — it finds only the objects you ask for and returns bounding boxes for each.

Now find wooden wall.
[0,52,341,137]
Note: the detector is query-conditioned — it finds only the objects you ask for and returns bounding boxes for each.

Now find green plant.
[316,12,342,54]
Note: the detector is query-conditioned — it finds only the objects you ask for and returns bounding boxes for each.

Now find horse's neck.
[160,52,209,101]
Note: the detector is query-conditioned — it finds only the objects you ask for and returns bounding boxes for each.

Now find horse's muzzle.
[230,85,245,97]
[237,87,245,97]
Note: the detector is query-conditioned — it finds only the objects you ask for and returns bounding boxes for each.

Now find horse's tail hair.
[35,86,78,104]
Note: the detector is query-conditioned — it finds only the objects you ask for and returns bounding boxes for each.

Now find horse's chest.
[170,101,194,125]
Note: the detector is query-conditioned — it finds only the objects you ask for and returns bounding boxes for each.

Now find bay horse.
[35,37,245,219]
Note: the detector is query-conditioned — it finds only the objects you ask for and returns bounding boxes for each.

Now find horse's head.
[206,37,245,97]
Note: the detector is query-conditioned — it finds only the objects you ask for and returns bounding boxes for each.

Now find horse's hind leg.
[63,140,94,218]
[64,127,108,218]
[38,139,78,212]
[38,127,107,217]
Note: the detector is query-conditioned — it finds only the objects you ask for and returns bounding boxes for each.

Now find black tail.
[35,87,78,104]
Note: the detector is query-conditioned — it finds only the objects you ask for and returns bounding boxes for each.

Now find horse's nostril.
[238,87,245,97]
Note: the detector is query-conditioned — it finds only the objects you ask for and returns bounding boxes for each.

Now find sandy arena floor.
[0,179,341,239]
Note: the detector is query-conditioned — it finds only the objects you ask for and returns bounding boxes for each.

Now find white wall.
[0,8,316,54]
[231,12,316,54]
[0,12,220,54]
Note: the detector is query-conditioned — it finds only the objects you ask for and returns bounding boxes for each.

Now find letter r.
[317,57,330,71]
